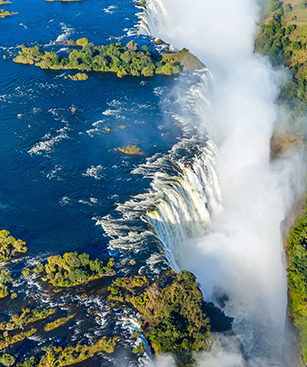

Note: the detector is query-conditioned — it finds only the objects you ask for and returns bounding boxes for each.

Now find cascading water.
[136,0,307,366]
[137,0,168,37]
[135,137,223,270]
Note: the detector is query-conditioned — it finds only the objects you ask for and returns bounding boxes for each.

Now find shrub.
[269,0,281,11]
[76,38,89,46]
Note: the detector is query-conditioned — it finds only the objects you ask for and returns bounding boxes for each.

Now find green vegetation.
[0,307,56,331]
[44,314,75,331]
[108,270,212,367]
[0,230,27,263]
[0,269,12,299]
[76,37,88,46]
[31,252,114,287]
[16,357,38,367]
[13,41,201,78]
[136,0,146,8]
[0,354,15,367]
[118,145,142,155]
[287,196,307,363]
[38,337,118,367]
[0,9,17,18]
[255,1,307,134]
[132,342,145,354]
[68,72,88,81]
[0,329,36,350]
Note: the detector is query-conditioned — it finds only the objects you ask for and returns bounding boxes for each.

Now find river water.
[0,0,306,366]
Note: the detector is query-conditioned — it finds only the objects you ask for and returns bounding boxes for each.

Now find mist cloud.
[144,0,307,365]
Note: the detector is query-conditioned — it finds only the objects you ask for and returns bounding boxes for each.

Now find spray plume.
[141,0,307,365]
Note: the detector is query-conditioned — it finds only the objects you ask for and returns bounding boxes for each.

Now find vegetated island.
[13,38,204,78]
[0,230,27,298]
[107,270,234,367]
[118,145,142,155]
[0,227,238,366]
[0,8,17,18]
[23,251,115,287]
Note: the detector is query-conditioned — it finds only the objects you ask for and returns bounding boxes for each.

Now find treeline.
[255,2,307,133]
[13,39,181,78]
[287,197,307,364]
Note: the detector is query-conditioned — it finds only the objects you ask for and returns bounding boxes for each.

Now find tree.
[0,354,15,367]
[292,41,301,51]
[76,38,89,46]
[268,0,281,11]
[126,40,138,51]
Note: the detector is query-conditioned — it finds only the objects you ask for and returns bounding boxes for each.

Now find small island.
[13,39,204,78]
[118,145,142,155]
[0,9,17,18]
[0,229,27,263]
[25,251,114,287]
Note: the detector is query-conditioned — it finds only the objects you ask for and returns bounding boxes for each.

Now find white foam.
[82,165,105,180]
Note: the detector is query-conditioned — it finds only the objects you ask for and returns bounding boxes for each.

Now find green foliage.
[300,1,307,9]
[68,72,88,81]
[132,343,145,354]
[0,9,17,18]
[255,6,307,134]
[22,268,31,277]
[16,357,38,367]
[38,337,118,366]
[107,270,212,366]
[44,314,75,332]
[33,262,44,275]
[292,41,301,51]
[268,0,281,12]
[0,354,15,367]
[181,47,190,53]
[287,197,307,363]
[76,38,89,46]
[118,145,142,155]
[0,329,36,350]
[0,230,27,263]
[32,252,114,287]
[0,269,12,298]
[284,3,292,12]
[13,42,184,78]
[7,308,56,330]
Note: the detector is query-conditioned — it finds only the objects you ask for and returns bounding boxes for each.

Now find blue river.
[0,0,186,258]
[0,1,207,365]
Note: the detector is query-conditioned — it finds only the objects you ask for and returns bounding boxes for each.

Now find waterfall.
[136,0,307,366]
[137,0,169,36]
[135,137,223,270]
